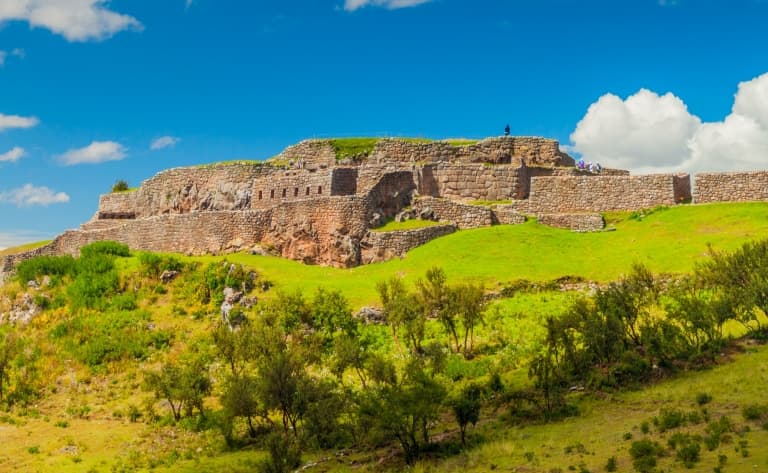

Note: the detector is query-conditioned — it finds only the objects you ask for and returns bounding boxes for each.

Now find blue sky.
[2,0,768,247]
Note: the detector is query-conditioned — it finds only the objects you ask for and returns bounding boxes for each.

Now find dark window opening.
[282,189,287,198]
[270,189,275,198]
[294,187,299,197]
[318,186,323,194]
[306,187,310,195]
[258,190,263,200]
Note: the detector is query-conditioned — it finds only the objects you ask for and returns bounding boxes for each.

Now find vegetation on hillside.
[3,204,768,471]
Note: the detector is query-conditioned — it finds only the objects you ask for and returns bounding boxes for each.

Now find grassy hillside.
[190,202,768,307]
[2,202,768,473]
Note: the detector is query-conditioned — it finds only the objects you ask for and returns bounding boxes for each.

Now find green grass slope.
[197,203,768,307]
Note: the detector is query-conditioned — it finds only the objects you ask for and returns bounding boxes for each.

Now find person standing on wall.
[504,124,511,136]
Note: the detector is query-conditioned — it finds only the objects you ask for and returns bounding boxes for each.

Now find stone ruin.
[1,135,766,275]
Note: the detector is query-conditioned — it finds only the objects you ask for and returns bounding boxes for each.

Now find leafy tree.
[256,349,311,436]
[220,373,266,438]
[358,356,447,464]
[450,283,486,357]
[257,433,302,473]
[377,276,425,353]
[451,383,482,446]
[144,356,212,421]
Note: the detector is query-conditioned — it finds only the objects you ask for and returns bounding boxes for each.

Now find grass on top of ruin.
[0,240,51,256]
[186,201,768,308]
[371,218,444,232]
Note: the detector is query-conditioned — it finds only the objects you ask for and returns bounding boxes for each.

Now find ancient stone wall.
[537,214,605,232]
[97,192,138,218]
[360,225,457,264]
[693,171,768,203]
[330,167,358,195]
[264,196,371,267]
[0,243,59,282]
[366,171,417,221]
[491,205,528,225]
[372,137,574,167]
[418,164,526,201]
[277,140,337,169]
[53,211,271,256]
[413,197,494,229]
[528,174,691,213]
[97,164,335,218]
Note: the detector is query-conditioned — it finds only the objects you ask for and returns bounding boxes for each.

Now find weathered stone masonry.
[11,135,768,275]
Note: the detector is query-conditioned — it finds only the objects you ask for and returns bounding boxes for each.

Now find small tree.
[111,179,129,192]
[144,357,211,421]
[451,383,482,446]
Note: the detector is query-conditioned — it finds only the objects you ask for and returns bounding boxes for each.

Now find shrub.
[640,421,650,434]
[655,408,686,432]
[138,252,184,279]
[742,403,768,421]
[27,446,40,454]
[15,255,76,283]
[629,439,664,473]
[695,392,712,406]
[51,310,171,368]
[80,241,130,258]
[605,456,617,472]
[704,416,734,451]
[676,442,700,467]
[257,433,301,473]
[112,180,129,192]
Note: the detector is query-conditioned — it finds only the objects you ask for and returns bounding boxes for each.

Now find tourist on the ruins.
[504,124,511,136]
[596,163,602,173]
[578,159,585,170]
[588,161,594,173]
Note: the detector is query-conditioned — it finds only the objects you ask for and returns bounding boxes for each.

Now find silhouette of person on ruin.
[504,124,511,136]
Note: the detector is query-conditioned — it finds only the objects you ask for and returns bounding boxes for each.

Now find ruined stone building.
[1,136,765,273]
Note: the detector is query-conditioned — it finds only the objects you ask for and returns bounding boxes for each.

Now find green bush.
[15,255,76,282]
[605,456,617,472]
[51,310,171,368]
[112,180,129,192]
[676,442,700,468]
[695,392,712,405]
[742,403,768,421]
[629,439,664,473]
[139,252,184,279]
[655,408,686,432]
[79,241,130,258]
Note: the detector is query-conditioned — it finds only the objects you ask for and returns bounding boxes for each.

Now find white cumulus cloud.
[0,113,39,132]
[0,0,142,42]
[570,72,768,173]
[344,0,433,12]
[0,147,26,162]
[58,140,126,165]
[0,184,69,207]
[150,135,180,150]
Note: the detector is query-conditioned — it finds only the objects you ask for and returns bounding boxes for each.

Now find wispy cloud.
[150,135,180,150]
[185,0,194,9]
[0,184,70,207]
[0,147,26,162]
[0,0,142,42]
[58,141,127,165]
[0,113,38,132]
[344,0,434,12]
